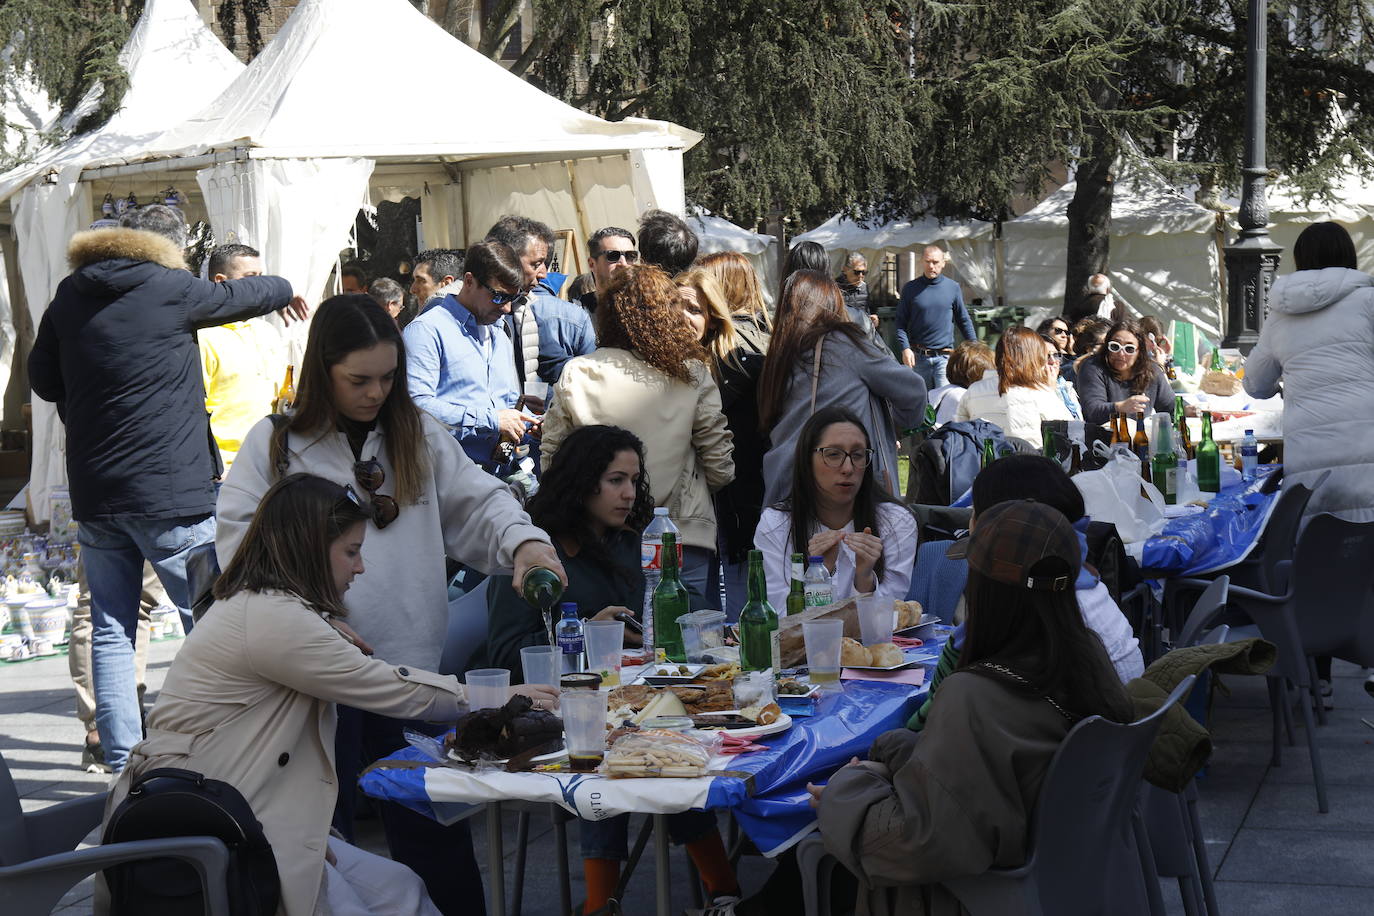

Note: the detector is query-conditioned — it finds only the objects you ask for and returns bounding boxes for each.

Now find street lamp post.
[1222,0,1282,354]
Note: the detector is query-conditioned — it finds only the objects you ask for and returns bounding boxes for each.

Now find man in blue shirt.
[895,245,978,388]
[403,240,531,467]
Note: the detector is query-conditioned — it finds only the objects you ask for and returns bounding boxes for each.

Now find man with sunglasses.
[579,226,639,314]
[403,240,533,468]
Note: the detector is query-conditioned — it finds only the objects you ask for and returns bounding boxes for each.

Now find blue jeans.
[78,514,215,771]
[915,353,948,389]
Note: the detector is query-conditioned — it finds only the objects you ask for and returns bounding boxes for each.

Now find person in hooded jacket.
[28,204,304,773]
[1245,222,1374,523]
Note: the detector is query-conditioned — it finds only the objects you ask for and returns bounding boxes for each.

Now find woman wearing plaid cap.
[809,499,1133,916]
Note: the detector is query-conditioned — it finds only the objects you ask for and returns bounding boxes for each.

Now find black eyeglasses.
[482,283,519,307]
[596,249,640,264]
[1106,341,1138,355]
[352,457,400,529]
[814,447,875,469]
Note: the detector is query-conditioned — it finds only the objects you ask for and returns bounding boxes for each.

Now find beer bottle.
[274,365,296,414]
[1116,411,1131,445]
[738,550,780,672]
[1132,412,1151,464]
[1108,410,1122,446]
[1174,395,1194,459]
[1197,411,1221,493]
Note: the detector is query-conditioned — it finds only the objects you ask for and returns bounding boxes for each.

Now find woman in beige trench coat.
[102,474,557,915]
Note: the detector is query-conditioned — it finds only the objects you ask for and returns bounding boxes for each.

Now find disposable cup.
[561,688,607,771]
[582,620,625,687]
[803,619,844,691]
[520,646,562,688]
[857,593,893,647]
[465,668,511,711]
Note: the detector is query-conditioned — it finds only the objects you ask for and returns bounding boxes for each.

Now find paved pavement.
[2,638,1371,915]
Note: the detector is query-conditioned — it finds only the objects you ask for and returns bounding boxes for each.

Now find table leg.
[553,809,571,916]
[653,813,671,916]
[512,810,529,915]
[487,801,505,916]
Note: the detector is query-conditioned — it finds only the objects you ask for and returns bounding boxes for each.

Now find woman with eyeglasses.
[1073,318,1176,425]
[217,294,564,913]
[541,265,734,603]
[110,473,557,916]
[754,406,916,609]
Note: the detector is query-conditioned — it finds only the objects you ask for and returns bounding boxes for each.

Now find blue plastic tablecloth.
[359,679,924,857]
[1140,465,1280,576]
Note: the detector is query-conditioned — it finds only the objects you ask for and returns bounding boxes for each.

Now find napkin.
[717,733,769,755]
[841,666,926,686]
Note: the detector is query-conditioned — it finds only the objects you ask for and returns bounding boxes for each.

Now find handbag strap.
[809,336,825,415]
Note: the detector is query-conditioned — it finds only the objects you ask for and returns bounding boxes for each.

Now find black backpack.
[103,768,281,915]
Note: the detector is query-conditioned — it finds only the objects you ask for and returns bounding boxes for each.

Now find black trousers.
[332,706,486,916]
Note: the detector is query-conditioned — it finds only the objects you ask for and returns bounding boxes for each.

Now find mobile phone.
[613,612,644,634]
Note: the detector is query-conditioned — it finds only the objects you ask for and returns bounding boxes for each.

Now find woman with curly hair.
[757,270,924,505]
[1072,318,1175,425]
[542,265,735,601]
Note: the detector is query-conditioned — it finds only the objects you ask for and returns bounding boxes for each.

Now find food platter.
[447,743,567,767]
[635,663,708,685]
[691,711,792,739]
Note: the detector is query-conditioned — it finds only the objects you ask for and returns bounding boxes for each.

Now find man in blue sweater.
[895,245,978,388]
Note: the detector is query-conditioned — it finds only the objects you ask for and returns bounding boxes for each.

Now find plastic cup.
[520,646,561,688]
[803,619,844,691]
[561,687,607,771]
[857,593,893,647]
[465,668,511,711]
[582,620,626,687]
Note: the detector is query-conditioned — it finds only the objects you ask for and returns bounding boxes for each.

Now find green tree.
[526,0,919,231]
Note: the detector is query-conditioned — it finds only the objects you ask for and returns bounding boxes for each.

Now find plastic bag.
[601,728,720,778]
[1073,450,1167,544]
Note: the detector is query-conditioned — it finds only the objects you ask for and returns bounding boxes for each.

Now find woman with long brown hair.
[757,270,923,505]
[541,265,735,602]
[997,326,1079,443]
[1073,318,1175,425]
[217,294,563,912]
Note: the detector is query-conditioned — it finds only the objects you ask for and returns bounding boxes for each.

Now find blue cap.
[560,602,578,615]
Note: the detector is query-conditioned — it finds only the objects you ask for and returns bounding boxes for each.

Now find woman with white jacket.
[108,474,557,915]
[1245,222,1374,524]
[218,294,565,913]
[541,265,735,602]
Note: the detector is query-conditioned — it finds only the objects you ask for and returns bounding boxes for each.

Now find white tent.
[1234,167,1374,279]
[687,207,779,303]
[790,213,998,305]
[1003,153,1224,335]
[0,0,244,522]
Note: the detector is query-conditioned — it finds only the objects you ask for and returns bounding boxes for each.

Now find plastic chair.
[1223,514,1374,813]
[437,577,491,677]
[796,830,843,916]
[941,676,1196,916]
[0,751,231,914]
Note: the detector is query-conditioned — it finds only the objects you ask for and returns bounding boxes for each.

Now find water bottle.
[1240,429,1258,483]
[803,556,834,607]
[640,508,679,656]
[555,603,584,674]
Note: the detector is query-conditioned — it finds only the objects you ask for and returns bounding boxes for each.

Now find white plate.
[776,682,822,699]
[691,711,792,739]
[446,744,567,766]
[635,663,708,685]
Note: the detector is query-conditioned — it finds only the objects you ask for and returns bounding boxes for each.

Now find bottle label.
[557,634,583,655]
[641,542,683,573]
[770,629,781,672]
[804,587,833,607]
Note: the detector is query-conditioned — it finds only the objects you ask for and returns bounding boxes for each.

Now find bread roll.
[867,643,905,667]
[895,600,923,629]
[840,637,870,666]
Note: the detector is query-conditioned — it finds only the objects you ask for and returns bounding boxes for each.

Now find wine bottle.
[738,550,780,672]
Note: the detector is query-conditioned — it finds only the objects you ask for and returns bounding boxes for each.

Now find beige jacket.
[541,348,734,551]
[103,591,466,916]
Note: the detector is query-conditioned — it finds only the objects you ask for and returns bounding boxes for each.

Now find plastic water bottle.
[1240,429,1258,483]
[555,603,584,674]
[803,556,834,607]
[640,508,679,656]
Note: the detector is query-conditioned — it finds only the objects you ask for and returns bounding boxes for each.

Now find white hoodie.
[1244,267,1374,522]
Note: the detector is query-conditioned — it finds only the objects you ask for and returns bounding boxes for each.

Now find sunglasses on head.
[1106,341,1138,355]
[597,249,640,264]
[352,457,400,529]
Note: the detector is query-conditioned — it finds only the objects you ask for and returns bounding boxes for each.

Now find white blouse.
[754,502,919,610]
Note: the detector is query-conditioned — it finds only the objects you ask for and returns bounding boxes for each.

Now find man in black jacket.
[28,204,304,772]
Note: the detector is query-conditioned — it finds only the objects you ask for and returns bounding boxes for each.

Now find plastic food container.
[560,672,603,691]
[641,716,694,733]
[676,609,727,663]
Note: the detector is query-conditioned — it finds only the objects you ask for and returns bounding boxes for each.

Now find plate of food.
[690,708,791,739]
[776,675,821,699]
[841,638,917,671]
[608,682,735,726]
[443,695,566,765]
[636,662,707,685]
[894,614,942,637]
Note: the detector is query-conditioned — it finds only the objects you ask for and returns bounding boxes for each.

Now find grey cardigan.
[761,330,926,505]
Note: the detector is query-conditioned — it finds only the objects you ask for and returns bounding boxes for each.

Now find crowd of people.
[29,197,1355,915]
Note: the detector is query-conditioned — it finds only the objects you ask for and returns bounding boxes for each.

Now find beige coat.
[541,348,734,551]
[104,590,466,916]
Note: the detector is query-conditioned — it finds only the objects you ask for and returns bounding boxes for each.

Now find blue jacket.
[895,275,976,351]
[29,228,292,521]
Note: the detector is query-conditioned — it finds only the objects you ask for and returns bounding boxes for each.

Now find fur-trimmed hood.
[67,227,188,273]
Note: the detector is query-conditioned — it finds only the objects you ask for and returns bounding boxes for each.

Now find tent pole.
[564,161,593,277]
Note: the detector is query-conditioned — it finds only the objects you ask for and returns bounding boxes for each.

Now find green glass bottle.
[1173,395,1193,459]
[786,552,806,616]
[1042,425,1056,459]
[651,532,690,662]
[980,437,996,469]
[1196,411,1221,493]
[739,550,780,672]
[522,566,565,646]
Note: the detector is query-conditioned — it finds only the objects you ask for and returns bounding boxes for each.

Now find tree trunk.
[1063,135,1117,315]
